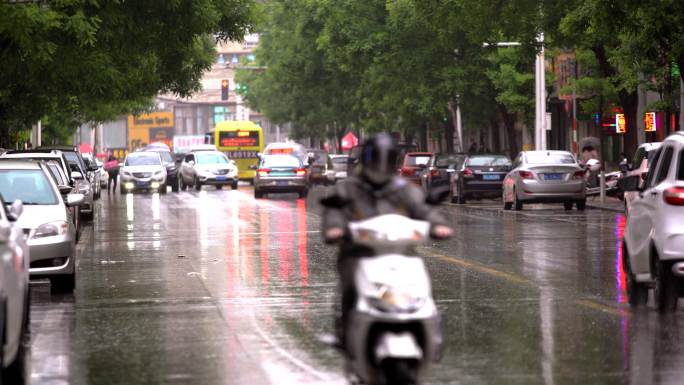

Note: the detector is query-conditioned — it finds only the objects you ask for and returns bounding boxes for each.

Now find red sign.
[615,114,626,134]
[341,132,359,151]
[644,112,657,132]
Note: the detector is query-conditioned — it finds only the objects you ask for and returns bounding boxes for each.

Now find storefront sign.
[644,112,657,132]
[615,114,626,134]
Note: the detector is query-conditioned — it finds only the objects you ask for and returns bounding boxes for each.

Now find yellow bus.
[205,121,264,181]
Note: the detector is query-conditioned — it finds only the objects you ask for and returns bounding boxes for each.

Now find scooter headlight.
[369,285,425,313]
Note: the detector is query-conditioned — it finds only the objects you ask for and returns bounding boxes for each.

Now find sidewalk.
[586,195,624,213]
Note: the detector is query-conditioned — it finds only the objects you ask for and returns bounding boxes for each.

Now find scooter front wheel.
[381,358,417,385]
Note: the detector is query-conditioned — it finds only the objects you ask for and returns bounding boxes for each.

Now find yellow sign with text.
[127,112,174,150]
[615,114,626,134]
[644,112,657,132]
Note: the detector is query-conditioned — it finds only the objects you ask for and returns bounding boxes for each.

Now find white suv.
[621,132,684,312]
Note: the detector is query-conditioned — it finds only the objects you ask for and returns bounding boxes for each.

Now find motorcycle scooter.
[341,214,442,385]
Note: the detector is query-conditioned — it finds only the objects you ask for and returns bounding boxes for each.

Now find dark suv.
[145,144,179,192]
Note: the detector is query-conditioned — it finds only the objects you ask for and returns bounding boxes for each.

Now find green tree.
[0,0,255,147]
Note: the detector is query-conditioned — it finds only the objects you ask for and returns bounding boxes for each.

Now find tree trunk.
[418,121,428,151]
[490,117,501,153]
[499,104,518,158]
[444,116,454,153]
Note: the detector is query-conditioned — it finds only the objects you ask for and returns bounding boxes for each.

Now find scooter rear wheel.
[381,358,417,385]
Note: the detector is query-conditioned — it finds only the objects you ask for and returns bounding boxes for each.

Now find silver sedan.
[502,150,586,211]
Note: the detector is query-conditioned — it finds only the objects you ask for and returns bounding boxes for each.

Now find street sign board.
[645,112,657,132]
[615,114,626,134]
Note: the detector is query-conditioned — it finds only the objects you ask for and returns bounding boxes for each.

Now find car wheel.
[159,184,167,194]
[254,189,262,199]
[74,208,81,243]
[120,185,125,194]
[216,185,223,190]
[231,181,239,190]
[299,189,308,199]
[81,210,94,221]
[576,199,586,211]
[194,178,202,191]
[455,184,466,204]
[563,201,573,211]
[171,179,179,192]
[503,191,513,210]
[623,242,648,306]
[513,189,523,211]
[654,258,678,313]
[52,272,76,293]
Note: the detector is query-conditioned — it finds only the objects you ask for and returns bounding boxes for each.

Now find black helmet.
[360,133,398,185]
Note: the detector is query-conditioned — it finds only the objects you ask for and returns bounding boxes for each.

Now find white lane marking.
[249,309,340,383]
[239,231,320,236]
[30,308,70,382]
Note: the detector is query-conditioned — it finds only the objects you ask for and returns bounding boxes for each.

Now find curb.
[586,203,624,213]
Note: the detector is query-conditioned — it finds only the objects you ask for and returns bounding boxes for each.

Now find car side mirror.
[58,185,73,195]
[66,193,85,207]
[188,160,195,166]
[71,171,84,180]
[7,200,23,221]
[617,175,641,192]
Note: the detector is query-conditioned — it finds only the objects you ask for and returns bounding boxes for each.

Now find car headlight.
[368,285,425,313]
[32,221,69,239]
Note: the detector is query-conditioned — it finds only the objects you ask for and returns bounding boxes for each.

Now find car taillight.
[257,168,270,177]
[295,168,307,176]
[401,167,415,176]
[664,186,684,205]
[463,168,474,177]
[573,170,585,180]
[430,167,439,178]
[519,170,535,180]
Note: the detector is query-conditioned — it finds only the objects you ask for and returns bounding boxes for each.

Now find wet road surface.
[27,186,684,384]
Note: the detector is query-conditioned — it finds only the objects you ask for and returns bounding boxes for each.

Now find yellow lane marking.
[424,249,629,318]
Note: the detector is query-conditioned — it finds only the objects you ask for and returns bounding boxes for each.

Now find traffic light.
[221,79,229,100]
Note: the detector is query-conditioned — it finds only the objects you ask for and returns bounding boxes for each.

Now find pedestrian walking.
[104,155,120,193]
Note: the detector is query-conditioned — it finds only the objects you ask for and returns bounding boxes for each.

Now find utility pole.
[534,33,547,151]
[572,58,578,155]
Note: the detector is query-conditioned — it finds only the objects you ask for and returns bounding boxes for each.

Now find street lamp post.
[484,35,547,151]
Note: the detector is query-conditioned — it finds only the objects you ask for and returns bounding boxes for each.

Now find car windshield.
[261,156,301,168]
[406,155,431,166]
[157,152,174,163]
[467,155,511,166]
[436,154,465,168]
[0,169,58,205]
[196,152,229,164]
[526,153,576,165]
[126,154,160,166]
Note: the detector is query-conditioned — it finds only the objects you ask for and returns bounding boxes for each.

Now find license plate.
[276,180,289,186]
[135,181,150,187]
[544,173,563,180]
[482,174,500,181]
[215,175,227,181]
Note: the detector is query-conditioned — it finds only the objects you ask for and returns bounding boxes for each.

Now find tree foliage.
[0,0,256,146]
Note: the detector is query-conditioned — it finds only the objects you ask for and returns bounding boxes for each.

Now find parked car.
[449,154,511,204]
[43,159,82,243]
[0,160,83,292]
[37,147,95,221]
[329,154,349,181]
[81,154,102,199]
[503,150,586,211]
[419,152,465,198]
[307,149,332,185]
[120,152,167,194]
[623,142,662,213]
[1,150,94,220]
[620,132,684,312]
[253,155,309,199]
[178,151,238,191]
[145,144,180,192]
[399,152,433,185]
[0,196,30,383]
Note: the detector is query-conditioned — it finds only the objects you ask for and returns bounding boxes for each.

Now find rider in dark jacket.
[321,133,452,344]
